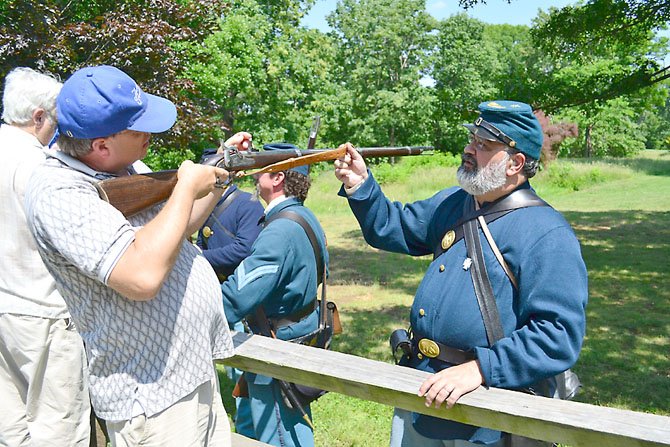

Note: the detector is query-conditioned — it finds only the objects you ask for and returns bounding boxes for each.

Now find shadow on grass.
[563,210,670,413]
[331,304,410,361]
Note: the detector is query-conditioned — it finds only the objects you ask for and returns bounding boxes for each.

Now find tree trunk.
[389,127,396,165]
[584,124,593,158]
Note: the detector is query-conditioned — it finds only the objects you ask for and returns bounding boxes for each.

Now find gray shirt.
[24,151,234,421]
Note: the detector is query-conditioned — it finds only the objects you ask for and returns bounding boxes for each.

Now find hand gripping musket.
[95,145,432,217]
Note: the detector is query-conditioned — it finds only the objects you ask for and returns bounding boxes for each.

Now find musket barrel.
[202,146,432,171]
[353,146,431,157]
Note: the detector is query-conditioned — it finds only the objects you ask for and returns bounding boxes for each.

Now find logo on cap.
[132,86,142,106]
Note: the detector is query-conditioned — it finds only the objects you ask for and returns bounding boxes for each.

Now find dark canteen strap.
[265,210,325,283]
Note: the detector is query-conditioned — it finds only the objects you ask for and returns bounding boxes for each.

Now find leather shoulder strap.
[201,188,242,248]
[265,209,328,334]
[434,188,549,259]
[462,196,505,346]
[265,210,325,281]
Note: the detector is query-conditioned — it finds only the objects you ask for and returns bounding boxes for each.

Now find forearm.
[108,182,199,300]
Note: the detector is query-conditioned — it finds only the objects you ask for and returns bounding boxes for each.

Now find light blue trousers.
[390,408,505,447]
[226,321,255,438]
[247,378,314,447]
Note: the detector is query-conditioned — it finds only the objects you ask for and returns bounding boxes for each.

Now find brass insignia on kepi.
[487,102,504,109]
[441,230,455,250]
[418,339,440,358]
[202,226,213,238]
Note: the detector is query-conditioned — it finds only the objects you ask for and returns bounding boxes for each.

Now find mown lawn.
[219,150,670,446]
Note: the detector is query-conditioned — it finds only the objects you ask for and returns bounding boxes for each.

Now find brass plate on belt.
[203,226,213,238]
[418,338,440,358]
[441,230,455,250]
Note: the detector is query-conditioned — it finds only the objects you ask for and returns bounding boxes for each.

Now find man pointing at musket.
[334,100,588,446]
[24,65,250,446]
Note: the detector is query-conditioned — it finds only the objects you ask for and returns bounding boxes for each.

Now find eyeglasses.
[468,133,505,152]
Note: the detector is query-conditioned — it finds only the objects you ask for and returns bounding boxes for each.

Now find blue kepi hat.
[463,100,543,160]
[262,143,310,177]
[57,65,177,139]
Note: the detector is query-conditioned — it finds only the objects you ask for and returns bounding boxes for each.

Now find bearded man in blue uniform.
[221,145,328,447]
[334,100,588,447]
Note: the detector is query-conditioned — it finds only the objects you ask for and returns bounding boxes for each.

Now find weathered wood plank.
[231,433,272,447]
[220,332,670,447]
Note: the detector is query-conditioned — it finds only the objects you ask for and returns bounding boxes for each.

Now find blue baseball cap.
[463,100,543,160]
[262,143,310,176]
[57,65,177,139]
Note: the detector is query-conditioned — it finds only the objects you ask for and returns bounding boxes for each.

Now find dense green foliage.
[0,0,668,167]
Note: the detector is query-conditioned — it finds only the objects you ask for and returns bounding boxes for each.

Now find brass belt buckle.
[418,338,440,358]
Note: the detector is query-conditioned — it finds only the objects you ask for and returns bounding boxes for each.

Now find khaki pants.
[0,314,90,447]
[106,375,231,447]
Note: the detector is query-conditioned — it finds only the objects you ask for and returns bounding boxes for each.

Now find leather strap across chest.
[433,188,549,260]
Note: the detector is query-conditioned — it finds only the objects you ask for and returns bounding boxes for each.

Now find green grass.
[220,150,670,445]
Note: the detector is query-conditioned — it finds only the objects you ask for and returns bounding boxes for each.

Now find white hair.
[1,67,62,125]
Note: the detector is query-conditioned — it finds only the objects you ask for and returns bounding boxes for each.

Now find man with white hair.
[0,67,91,446]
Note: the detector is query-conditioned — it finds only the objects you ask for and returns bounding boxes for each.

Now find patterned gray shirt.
[24,151,234,421]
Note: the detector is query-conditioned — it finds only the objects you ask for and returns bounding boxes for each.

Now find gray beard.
[456,152,509,196]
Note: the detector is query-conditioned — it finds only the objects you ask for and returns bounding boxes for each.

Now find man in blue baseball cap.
[24,65,253,446]
[334,100,588,447]
[220,143,328,447]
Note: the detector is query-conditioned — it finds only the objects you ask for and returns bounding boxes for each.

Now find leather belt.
[413,338,476,365]
[269,301,317,329]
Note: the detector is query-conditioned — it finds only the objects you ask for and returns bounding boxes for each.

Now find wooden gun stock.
[95,170,178,218]
[98,145,432,217]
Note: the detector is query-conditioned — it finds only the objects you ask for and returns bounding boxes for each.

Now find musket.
[95,145,432,217]
[306,116,320,150]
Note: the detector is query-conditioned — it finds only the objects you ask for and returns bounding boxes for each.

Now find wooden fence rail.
[221,332,670,447]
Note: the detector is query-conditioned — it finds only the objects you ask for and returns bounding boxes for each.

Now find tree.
[326,0,436,147]
[0,0,227,163]
[531,1,669,109]
[534,110,578,164]
[430,14,503,152]
[184,0,337,151]
[639,82,670,150]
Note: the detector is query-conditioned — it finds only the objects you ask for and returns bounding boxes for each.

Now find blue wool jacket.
[221,197,328,386]
[221,197,328,332]
[196,185,264,278]
[341,172,588,443]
